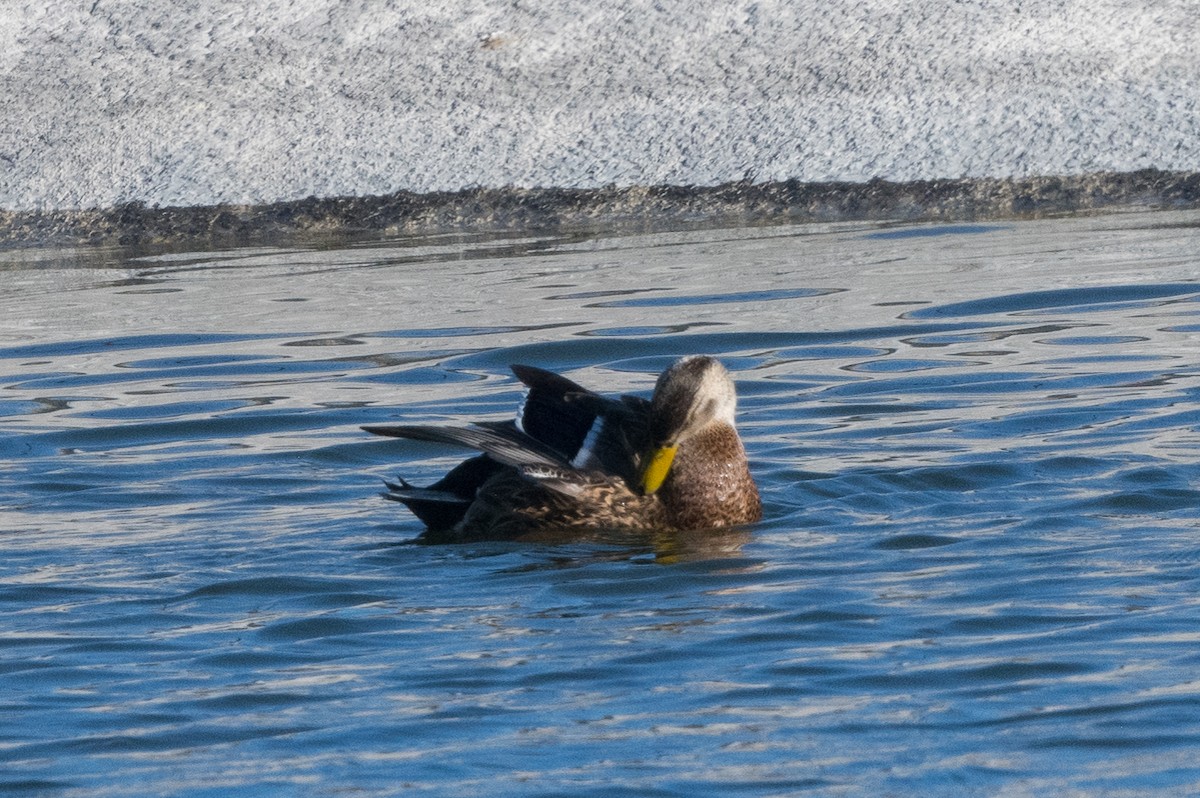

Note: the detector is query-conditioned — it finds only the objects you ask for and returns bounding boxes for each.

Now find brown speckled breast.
[657,423,761,529]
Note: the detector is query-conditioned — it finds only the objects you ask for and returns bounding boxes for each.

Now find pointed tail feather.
[380,478,473,532]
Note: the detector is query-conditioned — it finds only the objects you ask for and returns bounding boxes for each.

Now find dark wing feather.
[364,421,617,505]
[509,363,600,459]
[547,392,653,483]
[509,364,654,482]
[362,422,568,471]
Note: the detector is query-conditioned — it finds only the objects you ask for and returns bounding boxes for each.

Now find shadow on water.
[2,213,1200,796]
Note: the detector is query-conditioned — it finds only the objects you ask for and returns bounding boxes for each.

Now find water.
[2,211,1200,796]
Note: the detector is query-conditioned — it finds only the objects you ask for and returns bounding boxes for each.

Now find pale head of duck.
[649,355,739,446]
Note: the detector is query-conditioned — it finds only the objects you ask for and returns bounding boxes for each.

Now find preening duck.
[363,355,761,542]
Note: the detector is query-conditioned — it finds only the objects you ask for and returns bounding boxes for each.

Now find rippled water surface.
[3,212,1200,796]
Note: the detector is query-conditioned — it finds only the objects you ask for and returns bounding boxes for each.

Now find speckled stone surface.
[2,0,1197,219]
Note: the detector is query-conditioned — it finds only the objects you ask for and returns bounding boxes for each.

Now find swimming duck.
[363,355,761,542]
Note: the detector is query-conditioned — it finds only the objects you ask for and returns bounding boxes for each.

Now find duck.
[362,355,761,542]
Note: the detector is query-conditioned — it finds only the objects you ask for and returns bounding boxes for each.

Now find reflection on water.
[2,211,1200,796]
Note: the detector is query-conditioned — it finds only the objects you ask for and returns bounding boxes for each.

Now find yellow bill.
[640,445,678,494]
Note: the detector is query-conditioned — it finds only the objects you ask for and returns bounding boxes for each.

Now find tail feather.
[373,453,507,533]
[381,478,473,532]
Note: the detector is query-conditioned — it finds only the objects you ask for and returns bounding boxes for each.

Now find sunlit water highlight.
[2,212,1200,796]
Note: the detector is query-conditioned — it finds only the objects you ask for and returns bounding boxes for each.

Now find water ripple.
[2,214,1200,796]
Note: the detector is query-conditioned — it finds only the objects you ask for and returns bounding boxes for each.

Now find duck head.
[640,355,739,494]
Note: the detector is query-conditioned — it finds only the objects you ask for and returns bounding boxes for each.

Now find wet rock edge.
[3,169,1198,249]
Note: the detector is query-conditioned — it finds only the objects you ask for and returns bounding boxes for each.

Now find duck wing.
[510,363,605,458]
[362,420,567,472]
[365,419,629,506]
[511,364,652,484]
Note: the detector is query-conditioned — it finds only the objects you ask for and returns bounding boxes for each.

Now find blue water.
[2,213,1200,796]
